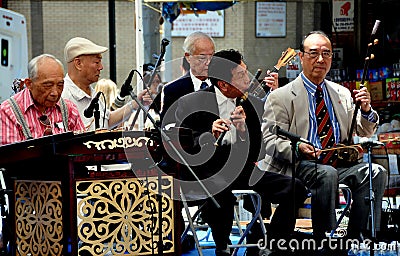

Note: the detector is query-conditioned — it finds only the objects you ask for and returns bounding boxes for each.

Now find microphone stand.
[364,143,376,256]
[275,130,300,230]
[127,89,221,256]
[146,38,170,90]
[129,39,170,129]
[289,138,299,228]
[93,102,100,130]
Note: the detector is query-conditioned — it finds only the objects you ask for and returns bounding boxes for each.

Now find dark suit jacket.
[161,72,194,126]
[175,86,264,183]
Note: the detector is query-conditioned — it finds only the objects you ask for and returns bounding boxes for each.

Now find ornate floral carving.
[76,177,174,255]
[15,181,63,255]
[83,136,154,151]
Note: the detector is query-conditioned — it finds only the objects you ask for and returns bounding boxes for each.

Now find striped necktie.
[316,85,338,167]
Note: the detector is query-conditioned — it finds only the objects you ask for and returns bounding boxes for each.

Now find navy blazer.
[161,72,194,126]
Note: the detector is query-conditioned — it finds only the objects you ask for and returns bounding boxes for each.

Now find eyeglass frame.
[38,114,53,136]
[190,54,213,64]
[302,50,333,59]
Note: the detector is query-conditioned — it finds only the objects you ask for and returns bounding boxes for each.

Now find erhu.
[347,20,380,145]
[214,48,297,146]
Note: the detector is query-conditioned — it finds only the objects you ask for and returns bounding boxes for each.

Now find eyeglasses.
[38,115,53,136]
[302,50,333,59]
[191,54,213,64]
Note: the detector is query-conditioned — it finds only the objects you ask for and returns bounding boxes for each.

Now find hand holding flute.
[261,70,279,93]
[212,105,246,146]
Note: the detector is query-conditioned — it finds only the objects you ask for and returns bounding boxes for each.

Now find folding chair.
[181,189,267,256]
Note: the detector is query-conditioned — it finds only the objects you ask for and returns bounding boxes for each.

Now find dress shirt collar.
[190,70,211,91]
[301,72,326,97]
[64,74,95,100]
[20,87,61,114]
[215,86,235,107]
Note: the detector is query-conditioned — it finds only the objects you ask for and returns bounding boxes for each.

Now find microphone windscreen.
[113,95,126,108]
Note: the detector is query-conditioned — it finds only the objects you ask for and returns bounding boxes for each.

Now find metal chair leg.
[330,184,352,237]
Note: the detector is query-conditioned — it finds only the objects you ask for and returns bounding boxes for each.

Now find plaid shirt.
[0,88,85,145]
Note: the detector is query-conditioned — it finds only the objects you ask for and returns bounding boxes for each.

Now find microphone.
[84,91,102,118]
[113,70,135,108]
[360,140,385,148]
[161,38,170,54]
[269,125,312,145]
[113,95,126,109]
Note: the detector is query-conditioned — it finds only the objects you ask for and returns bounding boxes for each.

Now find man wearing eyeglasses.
[0,54,85,145]
[261,31,387,245]
[160,31,215,127]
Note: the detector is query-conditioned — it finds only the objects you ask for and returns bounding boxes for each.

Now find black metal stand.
[129,38,170,128]
[273,126,307,225]
[365,144,376,256]
[290,140,298,225]
[93,102,100,130]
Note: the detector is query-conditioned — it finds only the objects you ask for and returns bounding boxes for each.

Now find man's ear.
[24,78,32,89]
[184,53,190,63]
[217,81,228,92]
[73,57,83,71]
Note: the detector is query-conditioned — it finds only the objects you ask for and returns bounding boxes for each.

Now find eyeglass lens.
[39,115,53,136]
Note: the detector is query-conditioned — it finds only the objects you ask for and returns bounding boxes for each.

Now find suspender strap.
[59,98,69,132]
[7,98,33,140]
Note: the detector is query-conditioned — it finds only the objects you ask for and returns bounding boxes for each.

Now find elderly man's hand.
[262,71,279,91]
[298,142,321,160]
[231,106,246,133]
[353,86,371,113]
[138,89,153,106]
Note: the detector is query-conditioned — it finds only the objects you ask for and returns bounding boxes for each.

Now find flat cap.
[64,37,108,62]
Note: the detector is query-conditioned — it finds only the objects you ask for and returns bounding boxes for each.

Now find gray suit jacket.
[261,75,379,176]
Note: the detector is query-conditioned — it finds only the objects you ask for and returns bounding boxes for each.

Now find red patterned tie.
[316,85,337,167]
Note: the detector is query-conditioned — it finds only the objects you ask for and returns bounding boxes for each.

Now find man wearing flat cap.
[62,37,152,131]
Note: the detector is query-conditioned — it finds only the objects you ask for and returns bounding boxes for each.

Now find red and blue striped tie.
[316,85,337,167]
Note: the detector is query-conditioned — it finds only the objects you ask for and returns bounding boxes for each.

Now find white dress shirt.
[215,86,236,145]
[62,74,110,131]
[190,70,211,91]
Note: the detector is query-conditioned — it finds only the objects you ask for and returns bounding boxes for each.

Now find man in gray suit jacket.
[261,31,387,242]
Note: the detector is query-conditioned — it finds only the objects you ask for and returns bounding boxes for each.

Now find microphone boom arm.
[129,39,170,129]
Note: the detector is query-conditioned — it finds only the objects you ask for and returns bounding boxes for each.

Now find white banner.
[256,2,286,37]
[172,11,224,38]
[332,0,354,32]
